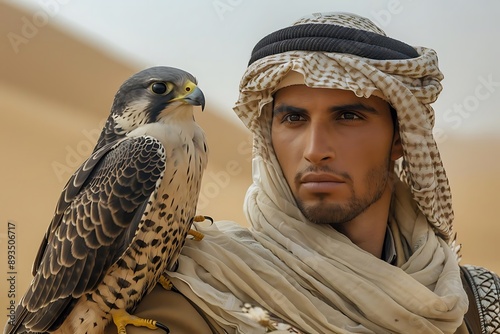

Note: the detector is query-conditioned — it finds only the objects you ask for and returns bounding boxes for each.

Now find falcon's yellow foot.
[188,228,204,241]
[158,274,173,291]
[111,309,170,334]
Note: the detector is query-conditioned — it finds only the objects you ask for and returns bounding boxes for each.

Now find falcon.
[4,66,208,334]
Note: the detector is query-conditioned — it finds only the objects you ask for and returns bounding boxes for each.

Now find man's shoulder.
[460,264,500,333]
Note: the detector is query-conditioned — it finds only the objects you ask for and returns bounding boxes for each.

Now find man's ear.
[391,130,404,161]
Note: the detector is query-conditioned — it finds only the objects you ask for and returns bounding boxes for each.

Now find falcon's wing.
[32,139,119,277]
[8,136,166,333]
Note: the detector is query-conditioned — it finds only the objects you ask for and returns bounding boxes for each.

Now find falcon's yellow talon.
[111,309,170,333]
[159,275,173,291]
[188,228,204,240]
[193,215,207,222]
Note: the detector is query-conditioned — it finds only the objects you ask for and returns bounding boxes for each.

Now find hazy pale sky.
[7,0,500,139]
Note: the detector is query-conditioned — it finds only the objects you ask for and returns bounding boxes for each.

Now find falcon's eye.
[150,82,169,95]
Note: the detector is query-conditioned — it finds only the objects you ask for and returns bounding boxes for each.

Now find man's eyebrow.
[330,103,380,114]
[272,102,382,117]
[272,104,306,116]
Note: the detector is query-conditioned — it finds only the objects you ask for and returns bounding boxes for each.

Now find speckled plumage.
[4,67,208,334]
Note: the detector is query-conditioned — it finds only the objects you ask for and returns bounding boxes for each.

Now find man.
[107,12,500,334]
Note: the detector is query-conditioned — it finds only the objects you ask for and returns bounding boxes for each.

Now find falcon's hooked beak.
[171,80,206,111]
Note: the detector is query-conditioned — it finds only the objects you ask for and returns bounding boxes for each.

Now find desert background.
[1,1,499,329]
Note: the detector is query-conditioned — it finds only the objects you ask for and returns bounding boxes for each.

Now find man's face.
[271,86,402,226]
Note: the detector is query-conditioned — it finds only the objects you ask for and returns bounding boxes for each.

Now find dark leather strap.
[460,266,483,334]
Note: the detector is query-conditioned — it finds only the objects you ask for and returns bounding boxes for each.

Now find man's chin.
[298,202,358,225]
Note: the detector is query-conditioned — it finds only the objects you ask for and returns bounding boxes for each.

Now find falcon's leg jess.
[111,309,170,334]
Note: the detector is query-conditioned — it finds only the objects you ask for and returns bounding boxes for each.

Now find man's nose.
[303,122,335,164]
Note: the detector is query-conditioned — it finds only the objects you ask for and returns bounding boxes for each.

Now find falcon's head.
[95,66,205,150]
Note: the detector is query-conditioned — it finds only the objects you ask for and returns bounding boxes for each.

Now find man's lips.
[300,173,345,183]
[299,173,346,192]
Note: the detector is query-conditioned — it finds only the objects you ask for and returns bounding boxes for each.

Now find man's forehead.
[273,85,390,111]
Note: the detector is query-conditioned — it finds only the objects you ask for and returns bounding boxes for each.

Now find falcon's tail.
[3,296,76,334]
[3,306,30,334]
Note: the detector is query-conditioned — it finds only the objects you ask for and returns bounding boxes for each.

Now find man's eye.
[339,112,360,120]
[283,114,304,123]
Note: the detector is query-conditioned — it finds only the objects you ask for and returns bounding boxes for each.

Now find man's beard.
[295,161,392,226]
